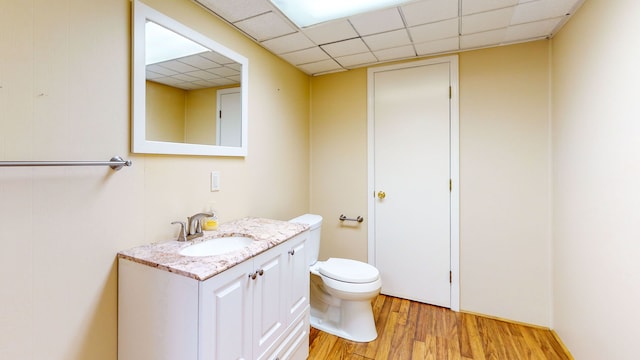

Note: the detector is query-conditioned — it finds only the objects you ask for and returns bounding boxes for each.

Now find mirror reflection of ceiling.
[146,51,242,90]
[194,0,586,76]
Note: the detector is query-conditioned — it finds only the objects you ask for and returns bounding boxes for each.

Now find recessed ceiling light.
[270,0,412,28]
[145,21,209,65]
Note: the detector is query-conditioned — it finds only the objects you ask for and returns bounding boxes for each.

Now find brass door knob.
[377,191,386,199]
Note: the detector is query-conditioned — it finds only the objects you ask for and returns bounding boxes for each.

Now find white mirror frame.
[132,0,249,156]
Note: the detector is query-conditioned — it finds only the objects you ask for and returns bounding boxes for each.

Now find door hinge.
[449,179,452,192]
[449,86,452,99]
[449,271,452,283]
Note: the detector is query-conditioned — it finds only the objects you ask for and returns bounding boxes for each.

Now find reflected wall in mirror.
[132,0,248,156]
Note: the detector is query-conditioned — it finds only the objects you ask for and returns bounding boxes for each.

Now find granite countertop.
[117,217,308,281]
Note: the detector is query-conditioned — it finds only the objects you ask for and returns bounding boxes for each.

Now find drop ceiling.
[194,0,585,76]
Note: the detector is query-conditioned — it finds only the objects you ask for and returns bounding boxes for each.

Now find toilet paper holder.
[339,214,364,223]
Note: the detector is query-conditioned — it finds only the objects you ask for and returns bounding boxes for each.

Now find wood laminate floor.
[308,294,571,360]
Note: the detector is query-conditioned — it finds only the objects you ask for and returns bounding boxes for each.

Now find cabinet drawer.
[262,307,310,360]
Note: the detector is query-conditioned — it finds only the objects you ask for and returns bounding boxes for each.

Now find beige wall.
[146,81,187,142]
[310,68,369,262]
[551,0,640,358]
[185,86,219,145]
[0,0,309,359]
[310,41,552,326]
[459,41,551,326]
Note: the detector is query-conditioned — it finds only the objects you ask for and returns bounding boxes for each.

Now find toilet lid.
[319,258,379,283]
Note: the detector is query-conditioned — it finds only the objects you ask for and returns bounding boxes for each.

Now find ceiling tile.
[178,53,221,69]
[504,18,560,42]
[321,38,369,58]
[146,65,177,76]
[461,7,514,34]
[261,32,315,54]
[512,0,575,24]
[348,8,404,36]
[208,66,240,77]
[280,47,330,65]
[173,73,201,82]
[409,18,459,43]
[186,70,221,80]
[302,20,358,45]
[373,45,416,62]
[154,77,185,87]
[460,28,507,48]
[195,0,272,23]
[336,52,378,67]
[461,0,518,15]
[414,37,459,55]
[234,12,296,41]
[200,52,235,65]
[401,0,459,27]
[160,61,199,73]
[363,29,412,51]
[297,59,344,75]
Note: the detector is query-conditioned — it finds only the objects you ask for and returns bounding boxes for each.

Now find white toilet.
[290,214,381,342]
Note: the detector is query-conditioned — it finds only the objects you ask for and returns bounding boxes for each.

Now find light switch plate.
[211,171,220,192]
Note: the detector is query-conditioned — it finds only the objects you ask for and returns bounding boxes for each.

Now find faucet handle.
[171,221,187,242]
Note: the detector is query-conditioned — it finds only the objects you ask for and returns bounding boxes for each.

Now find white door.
[217,87,242,147]
[369,59,457,308]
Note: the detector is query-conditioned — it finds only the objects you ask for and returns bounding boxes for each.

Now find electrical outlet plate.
[211,171,220,192]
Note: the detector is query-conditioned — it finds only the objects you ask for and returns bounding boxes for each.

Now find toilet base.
[310,299,378,342]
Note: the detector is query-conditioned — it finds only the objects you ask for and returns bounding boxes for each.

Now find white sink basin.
[180,236,255,257]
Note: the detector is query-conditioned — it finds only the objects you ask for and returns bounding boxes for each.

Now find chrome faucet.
[186,212,213,240]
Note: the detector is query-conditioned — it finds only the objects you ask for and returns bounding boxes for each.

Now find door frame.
[366,56,460,311]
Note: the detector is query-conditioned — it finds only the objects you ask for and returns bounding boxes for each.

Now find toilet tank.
[289,214,322,265]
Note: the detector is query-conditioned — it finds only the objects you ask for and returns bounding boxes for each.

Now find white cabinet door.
[199,260,253,360]
[252,247,286,359]
[283,234,309,324]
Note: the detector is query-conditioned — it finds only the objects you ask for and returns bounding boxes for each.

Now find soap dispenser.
[202,204,218,231]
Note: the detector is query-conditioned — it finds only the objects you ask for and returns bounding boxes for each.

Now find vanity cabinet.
[118,232,309,360]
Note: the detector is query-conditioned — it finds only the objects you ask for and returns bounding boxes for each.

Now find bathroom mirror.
[132,0,248,156]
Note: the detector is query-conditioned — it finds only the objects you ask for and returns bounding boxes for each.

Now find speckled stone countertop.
[117,217,308,281]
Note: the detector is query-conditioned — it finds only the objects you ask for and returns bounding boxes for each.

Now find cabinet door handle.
[249,271,257,280]
[258,269,264,276]
[288,249,295,256]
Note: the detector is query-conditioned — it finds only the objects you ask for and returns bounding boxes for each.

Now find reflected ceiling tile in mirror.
[146,64,179,76]
[208,66,240,77]
[178,53,221,68]
[187,70,221,80]
[200,51,235,65]
[158,59,201,73]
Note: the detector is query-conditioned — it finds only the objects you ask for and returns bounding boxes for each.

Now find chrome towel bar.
[0,156,132,171]
[339,214,364,223]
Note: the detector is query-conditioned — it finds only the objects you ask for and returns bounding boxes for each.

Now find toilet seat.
[319,258,379,283]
